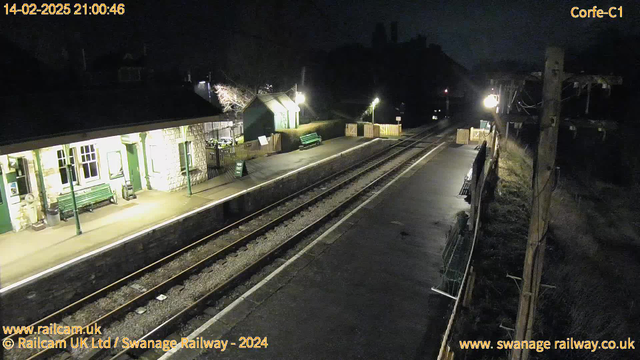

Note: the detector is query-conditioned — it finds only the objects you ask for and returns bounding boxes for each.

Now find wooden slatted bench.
[57,183,117,221]
[299,132,322,149]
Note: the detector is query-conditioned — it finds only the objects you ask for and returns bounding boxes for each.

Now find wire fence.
[437,129,501,360]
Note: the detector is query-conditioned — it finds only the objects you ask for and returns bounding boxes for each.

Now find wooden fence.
[345,123,357,137]
[378,124,402,136]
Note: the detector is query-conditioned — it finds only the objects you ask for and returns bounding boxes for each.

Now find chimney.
[390,22,398,43]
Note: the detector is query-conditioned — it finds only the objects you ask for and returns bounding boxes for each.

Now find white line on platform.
[0,139,384,294]
[158,140,448,359]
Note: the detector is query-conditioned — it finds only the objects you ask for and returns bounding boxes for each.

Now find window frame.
[57,148,78,186]
[149,144,161,173]
[14,157,31,196]
[80,144,100,181]
[107,150,124,180]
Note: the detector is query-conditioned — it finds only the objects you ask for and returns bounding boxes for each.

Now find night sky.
[2,0,639,73]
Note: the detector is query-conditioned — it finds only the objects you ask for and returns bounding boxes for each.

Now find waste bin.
[46,204,60,227]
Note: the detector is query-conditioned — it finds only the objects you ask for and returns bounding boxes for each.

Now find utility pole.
[511,47,564,360]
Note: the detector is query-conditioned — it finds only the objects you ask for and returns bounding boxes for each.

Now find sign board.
[479,120,491,130]
[120,134,140,144]
[258,135,269,146]
[235,160,248,178]
[395,116,401,122]
[8,182,18,197]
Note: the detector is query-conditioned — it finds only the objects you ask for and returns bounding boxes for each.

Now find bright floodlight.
[444,89,448,94]
[295,92,306,104]
[372,97,380,106]
[483,94,499,108]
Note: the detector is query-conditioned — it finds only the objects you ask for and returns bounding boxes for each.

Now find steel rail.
[110,127,456,360]
[18,124,452,360]
[3,124,435,346]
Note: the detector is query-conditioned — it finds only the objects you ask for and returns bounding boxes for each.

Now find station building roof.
[245,93,299,114]
[0,86,221,154]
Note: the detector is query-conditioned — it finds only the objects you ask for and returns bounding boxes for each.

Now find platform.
[168,143,478,360]
[0,136,379,288]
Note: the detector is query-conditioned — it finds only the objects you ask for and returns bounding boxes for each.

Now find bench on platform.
[57,183,117,221]
[299,132,322,149]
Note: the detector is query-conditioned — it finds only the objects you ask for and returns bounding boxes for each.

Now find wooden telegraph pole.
[511,47,564,360]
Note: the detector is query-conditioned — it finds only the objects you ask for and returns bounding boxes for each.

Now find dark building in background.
[317,22,471,126]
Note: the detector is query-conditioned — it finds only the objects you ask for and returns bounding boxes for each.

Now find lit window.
[107,151,124,179]
[80,144,99,180]
[178,142,193,172]
[57,148,78,185]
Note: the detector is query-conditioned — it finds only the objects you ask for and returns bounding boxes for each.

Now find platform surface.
[171,143,477,360]
[0,136,379,288]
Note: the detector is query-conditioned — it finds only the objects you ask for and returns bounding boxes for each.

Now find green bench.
[57,183,117,221]
[299,132,322,149]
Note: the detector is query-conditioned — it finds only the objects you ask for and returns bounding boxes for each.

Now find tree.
[213,84,253,113]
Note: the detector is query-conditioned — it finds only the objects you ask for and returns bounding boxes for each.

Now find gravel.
[7,141,427,360]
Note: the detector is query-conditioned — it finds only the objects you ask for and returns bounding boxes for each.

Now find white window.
[80,144,99,180]
[57,148,78,185]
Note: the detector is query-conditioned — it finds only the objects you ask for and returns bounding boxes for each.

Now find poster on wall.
[9,182,18,197]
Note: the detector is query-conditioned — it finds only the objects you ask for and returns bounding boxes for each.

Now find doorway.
[0,169,13,234]
[125,144,142,192]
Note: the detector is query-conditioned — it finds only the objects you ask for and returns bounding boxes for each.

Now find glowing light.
[372,98,380,106]
[483,94,499,108]
[444,89,448,94]
[295,92,306,104]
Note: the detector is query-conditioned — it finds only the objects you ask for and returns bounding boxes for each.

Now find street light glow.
[295,92,306,104]
[483,94,499,108]
[444,89,448,94]
[372,97,380,106]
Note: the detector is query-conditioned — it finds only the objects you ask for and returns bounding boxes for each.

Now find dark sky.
[2,0,639,72]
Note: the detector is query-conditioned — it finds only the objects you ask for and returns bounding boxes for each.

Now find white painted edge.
[158,141,448,359]
[0,139,383,294]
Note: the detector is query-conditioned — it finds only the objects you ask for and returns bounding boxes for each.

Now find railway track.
[4,120,460,360]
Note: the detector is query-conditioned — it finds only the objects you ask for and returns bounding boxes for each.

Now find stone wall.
[146,124,207,192]
[1,139,392,326]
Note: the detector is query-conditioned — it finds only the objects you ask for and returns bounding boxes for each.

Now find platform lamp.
[64,144,82,235]
[180,125,192,196]
[371,97,380,124]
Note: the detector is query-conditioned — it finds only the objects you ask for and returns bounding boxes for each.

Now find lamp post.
[371,97,380,124]
[295,91,305,128]
[444,88,449,117]
[64,144,82,235]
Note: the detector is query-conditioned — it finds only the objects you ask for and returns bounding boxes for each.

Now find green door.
[126,144,142,192]
[0,169,13,233]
